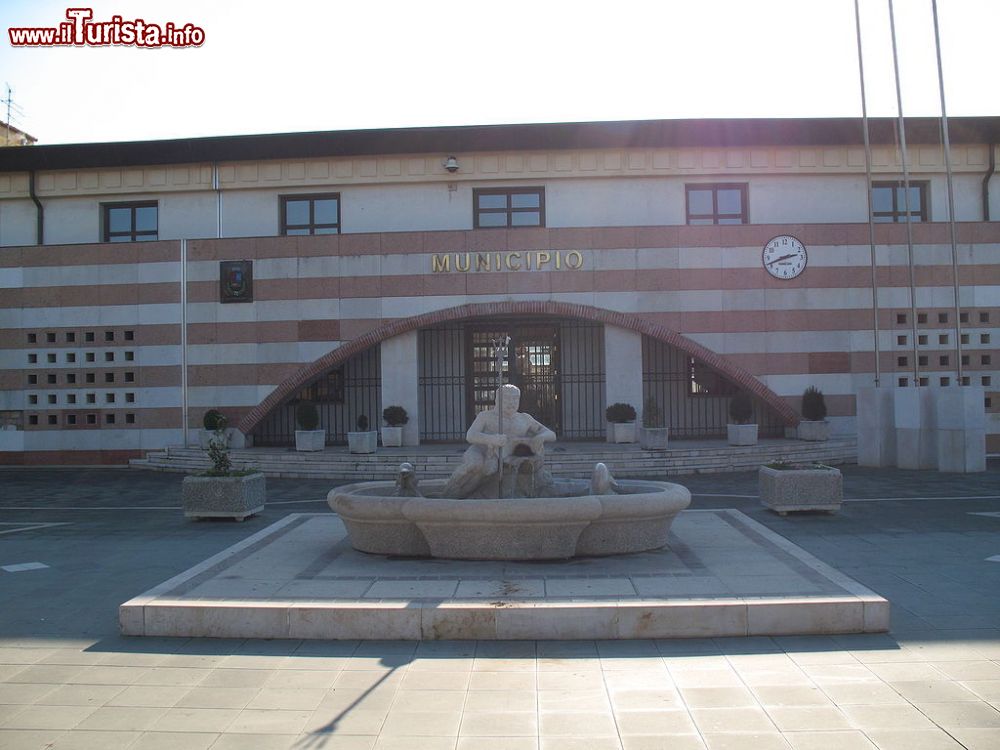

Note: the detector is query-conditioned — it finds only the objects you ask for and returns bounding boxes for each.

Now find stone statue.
[442,384,556,499]
[393,462,422,497]
[590,462,622,495]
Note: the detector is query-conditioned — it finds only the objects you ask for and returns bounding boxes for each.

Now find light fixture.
[443,155,459,173]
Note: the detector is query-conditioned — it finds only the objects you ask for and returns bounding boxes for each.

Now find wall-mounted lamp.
[442,155,460,173]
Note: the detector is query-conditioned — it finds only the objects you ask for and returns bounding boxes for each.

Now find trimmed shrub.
[356,414,369,431]
[382,405,409,427]
[802,386,828,421]
[606,402,637,423]
[728,392,754,424]
[296,401,319,431]
[203,409,225,431]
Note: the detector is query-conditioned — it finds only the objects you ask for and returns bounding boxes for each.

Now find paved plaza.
[1,463,999,749]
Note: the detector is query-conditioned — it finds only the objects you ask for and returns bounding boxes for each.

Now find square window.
[982,334,991,344]
[47,353,56,363]
[105,331,114,342]
[938,313,948,323]
[125,372,135,383]
[124,330,134,341]
[85,331,95,342]
[47,374,57,384]
[960,312,969,323]
[46,332,56,343]
[85,373,95,383]
[48,415,57,425]
[962,355,970,366]
[67,414,77,425]
[872,181,928,222]
[961,376,970,386]
[86,393,96,404]
[66,332,76,343]
[105,393,115,403]
[47,394,57,404]
[105,352,114,362]
[961,334,970,344]
[28,353,37,363]
[125,392,135,403]
[917,335,928,346]
[280,193,341,235]
[86,413,96,425]
[102,202,158,242]
[105,414,115,424]
[125,351,134,361]
[86,352,95,362]
[983,376,993,386]
[28,374,37,384]
[898,377,908,387]
[126,413,135,424]
[919,377,929,386]
[896,314,906,325]
[939,377,950,386]
[897,356,907,367]
[685,183,748,225]
[473,188,545,228]
[28,415,38,425]
[980,312,990,323]
[105,373,115,383]
[918,356,928,366]
[66,353,76,363]
[939,334,948,345]
[67,394,77,404]
[896,335,906,346]
[939,356,949,366]
[28,394,38,404]
[917,313,927,324]
[27,333,37,343]
[982,355,992,365]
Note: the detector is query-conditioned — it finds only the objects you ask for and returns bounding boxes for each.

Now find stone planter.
[381,426,403,447]
[727,423,758,446]
[758,464,842,515]
[641,427,669,450]
[294,429,325,452]
[348,431,378,454]
[182,473,266,521]
[611,421,637,444]
[798,420,830,442]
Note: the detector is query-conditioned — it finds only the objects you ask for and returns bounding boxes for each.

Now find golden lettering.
[476,253,491,271]
[432,254,450,272]
[505,252,521,270]
[431,250,584,272]
[455,253,471,272]
[555,250,561,269]
[566,250,583,269]
[536,251,551,269]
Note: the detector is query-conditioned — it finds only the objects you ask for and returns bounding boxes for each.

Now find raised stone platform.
[120,509,888,640]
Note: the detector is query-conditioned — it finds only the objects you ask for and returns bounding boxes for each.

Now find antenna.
[1,84,27,145]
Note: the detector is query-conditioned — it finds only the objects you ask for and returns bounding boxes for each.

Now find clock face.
[762,235,807,279]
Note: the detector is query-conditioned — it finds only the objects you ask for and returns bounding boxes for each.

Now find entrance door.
[466,323,561,434]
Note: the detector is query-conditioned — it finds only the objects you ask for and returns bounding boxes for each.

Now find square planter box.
[611,422,637,444]
[758,464,842,515]
[182,473,266,521]
[641,427,669,450]
[798,420,830,442]
[295,429,325,451]
[381,426,403,447]
[727,423,758,446]
[348,431,378,454]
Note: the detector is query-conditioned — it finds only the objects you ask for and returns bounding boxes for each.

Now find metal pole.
[888,0,919,386]
[854,0,880,387]
[180,239,189,447]
[494,336,509,492]
[931,0,963,383]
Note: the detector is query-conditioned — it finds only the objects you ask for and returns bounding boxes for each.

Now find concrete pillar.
[603,325,644,442]
[893,387,937,470]
[380,331,420,446]
[856,387,896,468]
[935,386,986,473]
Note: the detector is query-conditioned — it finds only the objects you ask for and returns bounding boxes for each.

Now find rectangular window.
[871,181,928,223]
[473,188,545,229]
[280,193,341,235]
[685,183,748,225]
[102,201,158,242]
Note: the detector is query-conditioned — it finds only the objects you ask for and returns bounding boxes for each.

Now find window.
[896,314,907,325]
[66,332,75,342]
[124,330,134,341]
[102,202,157,242]
[280,193,340,235]
[46,332,55,342]
[27,333,36,343]
[66,353,76,363]
[686,184,748,225]
[871,181,928,222]
[939,335,948,345]
[28,354,37,363]
[938,313,948,324]
[917,313,927,324]
[473,188,544,228]
[897,356,908,367]
[105,331,114,342]
[896,336,906,346]
[85,331,95,342]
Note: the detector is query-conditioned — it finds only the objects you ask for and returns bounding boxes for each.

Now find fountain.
[328,383,691,561]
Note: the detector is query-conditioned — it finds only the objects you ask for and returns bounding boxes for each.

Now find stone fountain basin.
[327,479,691,561]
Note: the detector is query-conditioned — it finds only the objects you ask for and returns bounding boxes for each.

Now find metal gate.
[252,346,381,446]
[642,336,784,438]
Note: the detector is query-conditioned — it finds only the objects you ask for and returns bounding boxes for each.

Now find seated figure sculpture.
[442,384,557,499]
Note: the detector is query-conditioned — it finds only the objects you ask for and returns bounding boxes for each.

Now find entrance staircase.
[131,437,856,481]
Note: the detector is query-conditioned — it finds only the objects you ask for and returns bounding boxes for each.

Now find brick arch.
[238,301,799,435]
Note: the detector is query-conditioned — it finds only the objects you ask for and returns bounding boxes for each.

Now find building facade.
[0,117,997,463]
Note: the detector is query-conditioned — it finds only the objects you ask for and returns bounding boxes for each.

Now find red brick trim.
[237,301,801,435]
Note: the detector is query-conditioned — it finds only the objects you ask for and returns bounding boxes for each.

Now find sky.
[1,0,998,145]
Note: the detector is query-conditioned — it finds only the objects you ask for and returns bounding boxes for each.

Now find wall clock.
[762,235,807,280]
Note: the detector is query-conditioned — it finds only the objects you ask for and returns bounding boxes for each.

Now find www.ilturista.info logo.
[9,8,205,48]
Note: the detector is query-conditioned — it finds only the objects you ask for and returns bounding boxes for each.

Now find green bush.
[801,386,827,421]
[382,405,409,427]
[606,402,637,423]
[728,392,754,424]
[202,409,225,431]
[642,397,663,428]
[296,401,320,431]
[356,414,369,431]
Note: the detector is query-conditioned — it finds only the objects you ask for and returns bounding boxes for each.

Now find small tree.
[606,402,637,424]
[642,397,663,428]
[205,414,232,476]
[296,401,320,431]
[382,405,409,427]
[801,386,827,422]
[202,409,224,431]
[728,392,754,425]
[356,414,369,431]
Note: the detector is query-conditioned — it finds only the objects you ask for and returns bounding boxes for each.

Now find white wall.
[0,199,38,246]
